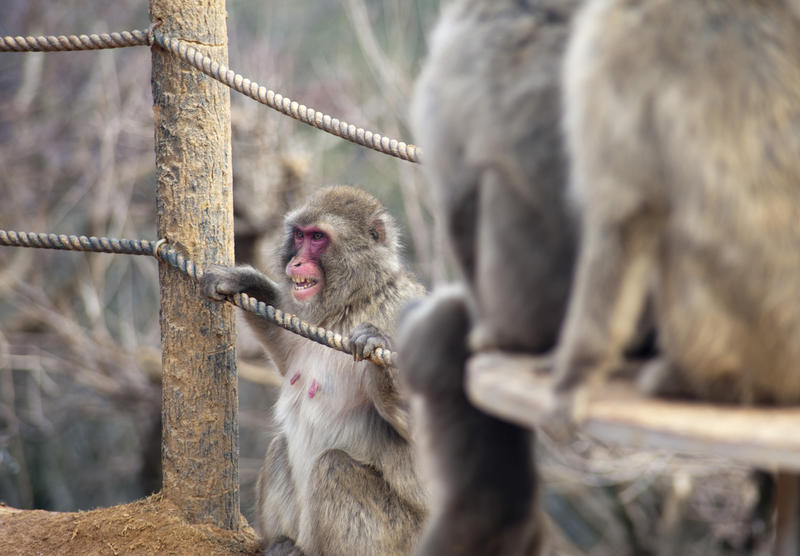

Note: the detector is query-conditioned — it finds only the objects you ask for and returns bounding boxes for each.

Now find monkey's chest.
[275,349,374,441]
[277,346,369,409]
[275,360,381,501]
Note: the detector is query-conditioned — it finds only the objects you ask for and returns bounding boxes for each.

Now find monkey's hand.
[200,264,280,306]
[350,322,391,362]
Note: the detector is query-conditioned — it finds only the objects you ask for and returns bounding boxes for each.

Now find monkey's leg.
[439,179,480,282]
[399,288,542,556]
[552,216,656,403]
[257,435,302,553]
[306,449,424,556]
[472,164,574,354]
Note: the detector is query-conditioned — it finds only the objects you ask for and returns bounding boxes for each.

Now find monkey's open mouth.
[291,275,322,302]
[292,276,318,290]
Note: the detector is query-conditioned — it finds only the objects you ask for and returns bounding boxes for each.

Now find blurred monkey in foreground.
[553,0,800,406]
[202,186,427,555]
[399,1,582,554]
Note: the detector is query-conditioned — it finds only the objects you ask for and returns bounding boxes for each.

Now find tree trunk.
[149,0,239,529]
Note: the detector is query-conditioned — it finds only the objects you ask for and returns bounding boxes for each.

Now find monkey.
[552,0,800,407]
[201,185,428,555]
[398,1,584,554]
[413,0,579,355]
[398,288,543,556]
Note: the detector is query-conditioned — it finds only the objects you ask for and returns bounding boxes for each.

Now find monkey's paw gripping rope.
[0,27,420,164]
[234,293,394,368]
[0,230,394,368]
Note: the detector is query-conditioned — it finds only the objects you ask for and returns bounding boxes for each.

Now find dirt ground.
[0,493,262,555]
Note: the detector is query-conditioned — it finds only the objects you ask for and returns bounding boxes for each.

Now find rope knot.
[146,21,162,46]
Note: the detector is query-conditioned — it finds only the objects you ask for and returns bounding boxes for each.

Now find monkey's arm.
[351,322,411,440]
[201,264,279,302]
[200,264,295,372]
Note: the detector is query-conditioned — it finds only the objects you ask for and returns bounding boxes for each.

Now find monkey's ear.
[369,217,387,244]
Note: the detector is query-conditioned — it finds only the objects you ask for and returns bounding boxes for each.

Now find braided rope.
[0,230,394,367]
[150,31,420,163]
[0,30,149,51]
[0,27,420,163]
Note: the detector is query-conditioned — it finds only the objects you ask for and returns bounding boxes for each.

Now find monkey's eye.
[311,231,325,241]
[294,229,304,240]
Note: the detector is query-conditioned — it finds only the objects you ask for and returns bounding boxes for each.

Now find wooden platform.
[467,351,800,471]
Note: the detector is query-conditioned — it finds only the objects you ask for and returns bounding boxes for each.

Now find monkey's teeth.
[292,277,318,290]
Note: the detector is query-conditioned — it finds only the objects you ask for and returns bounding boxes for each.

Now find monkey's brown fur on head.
[399,1,582,554]
[553,0,800,405]
[202,185,427,555]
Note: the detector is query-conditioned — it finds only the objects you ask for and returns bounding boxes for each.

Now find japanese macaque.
[399,288,543,556]
[399,1,582,554]
[553,0,800,405]
[201,186,427,555]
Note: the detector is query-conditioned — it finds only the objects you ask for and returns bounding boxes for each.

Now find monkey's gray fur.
[553,0,800,405]
[400,1,583,554]
[399,288,543,556]
[414,0,579,354]
[202,186,427,555]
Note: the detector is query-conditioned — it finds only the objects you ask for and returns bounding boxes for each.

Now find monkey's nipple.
[308,379,320,399]
[290,372,302,385]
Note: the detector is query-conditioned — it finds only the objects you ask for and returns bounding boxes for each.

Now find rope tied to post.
[0,230,395,368]
[0,22,414,365]
[0,27,420,164]
[149,30,419,163]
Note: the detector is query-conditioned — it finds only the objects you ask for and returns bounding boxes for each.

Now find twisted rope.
[150,31,419,163]
[0,230,394,367]
[0,27,420,164]
[0,30,150,51]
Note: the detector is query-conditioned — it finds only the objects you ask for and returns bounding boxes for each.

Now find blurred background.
[0,1,773,554]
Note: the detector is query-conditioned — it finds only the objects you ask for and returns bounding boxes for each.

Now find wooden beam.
[467,351,800,471]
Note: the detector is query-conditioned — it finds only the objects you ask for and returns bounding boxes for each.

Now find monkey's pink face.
[286,226,328,302]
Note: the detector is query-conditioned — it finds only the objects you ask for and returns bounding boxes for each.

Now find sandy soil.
[0,493,262,555]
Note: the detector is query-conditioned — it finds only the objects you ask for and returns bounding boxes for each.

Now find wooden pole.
[149,0,239,529]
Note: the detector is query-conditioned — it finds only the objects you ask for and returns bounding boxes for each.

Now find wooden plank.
[467,351,800,471]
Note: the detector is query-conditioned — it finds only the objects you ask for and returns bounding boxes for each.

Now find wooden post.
[149,0,239,529]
